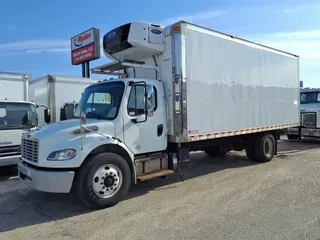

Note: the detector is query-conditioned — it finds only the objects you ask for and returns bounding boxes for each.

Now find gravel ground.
[0,138,320,240]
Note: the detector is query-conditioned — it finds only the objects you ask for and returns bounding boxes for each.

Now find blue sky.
[0,0,319,87]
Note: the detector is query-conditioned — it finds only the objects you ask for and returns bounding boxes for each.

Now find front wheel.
[76,152,131,209]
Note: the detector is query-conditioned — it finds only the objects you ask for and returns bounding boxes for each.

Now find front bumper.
[0,155,20,167]
[18,161,75,193]
[301,128,320,137]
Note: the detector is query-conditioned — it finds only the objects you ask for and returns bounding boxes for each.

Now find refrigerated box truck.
[18,21,300,209]
[0,72,38,167]
[29,75,98,126]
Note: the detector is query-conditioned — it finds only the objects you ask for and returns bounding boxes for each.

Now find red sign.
[72,43,96,65]
[71,28,100,65]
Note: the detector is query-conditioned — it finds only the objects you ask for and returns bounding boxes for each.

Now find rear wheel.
[205,146,227,157]
[76,152,131,209]
[246,133,276,162]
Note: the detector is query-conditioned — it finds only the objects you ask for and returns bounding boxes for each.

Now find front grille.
[21,138,38,163]
[0,145,20,157]
[301,112,316,128]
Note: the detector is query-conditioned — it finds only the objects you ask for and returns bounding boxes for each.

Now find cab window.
[127,85,157,116]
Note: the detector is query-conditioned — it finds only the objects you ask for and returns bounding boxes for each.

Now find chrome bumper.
[301,128,320,137]
[0,155,20,167]
[18,161,75,193]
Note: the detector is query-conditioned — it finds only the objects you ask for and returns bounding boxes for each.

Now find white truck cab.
[0,72,40,167]
[287,88,320,139]
[18,21,299,209]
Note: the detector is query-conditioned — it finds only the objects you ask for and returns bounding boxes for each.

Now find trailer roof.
[172,21,299,58]
[0,71,29,81]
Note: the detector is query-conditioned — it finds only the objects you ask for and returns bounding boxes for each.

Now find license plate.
[309,132,314,136]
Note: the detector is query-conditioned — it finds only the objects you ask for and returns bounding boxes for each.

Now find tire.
[287,134,299,140]
[254,133,276,162]
[76,152,131,209]
[246,144,257,162]
[205,146,227,157]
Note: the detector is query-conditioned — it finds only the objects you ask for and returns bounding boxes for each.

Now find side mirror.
[146,84,154,117]
[44,109,51,123]
[60,108,67,121]
[60,103,75,121]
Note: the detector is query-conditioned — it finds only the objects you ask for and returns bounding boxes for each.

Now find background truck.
[18,21,300,209]
[286,88,320,140]
[0,72,39,167]
[29,75,98,126]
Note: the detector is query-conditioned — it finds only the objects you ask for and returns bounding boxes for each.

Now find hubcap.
[92,164,122,198]
[263,138,273,158]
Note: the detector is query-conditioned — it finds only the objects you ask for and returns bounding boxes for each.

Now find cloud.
[248,29,320,60]
[283,3,320,14]
[160,10,227,26]
[246,29,320,87]
[0,39,69,55]
[26,48,70,54]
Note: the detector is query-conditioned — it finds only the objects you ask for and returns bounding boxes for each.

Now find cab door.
[123,81,167,155]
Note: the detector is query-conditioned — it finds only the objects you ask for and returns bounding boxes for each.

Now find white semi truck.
[29,75,98,126]
[286,88,320,139]
[18,21,300,209]
[0,72,39,167]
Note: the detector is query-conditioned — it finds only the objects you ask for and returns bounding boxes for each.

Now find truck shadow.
[0,151,259,233]
[1,139,319,233]
[278,138,320,154]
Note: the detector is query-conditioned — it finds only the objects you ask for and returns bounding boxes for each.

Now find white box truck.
[0,72,39,167]
[18,21,300,209]
[29,75,98,126]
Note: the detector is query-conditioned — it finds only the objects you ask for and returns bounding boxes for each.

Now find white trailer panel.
[166,22,300,142]
[0,72,29,101]
[185,24,300,135]
[29,75,98,125]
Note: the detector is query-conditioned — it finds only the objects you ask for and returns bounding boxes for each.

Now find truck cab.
[287,88,320,139]
[0,72,42,167]
[0,100,38,166]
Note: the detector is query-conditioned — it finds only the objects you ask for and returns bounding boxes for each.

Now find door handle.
[157,124,163,137]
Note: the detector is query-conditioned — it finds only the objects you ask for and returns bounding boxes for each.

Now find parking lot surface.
[0,138,320,240]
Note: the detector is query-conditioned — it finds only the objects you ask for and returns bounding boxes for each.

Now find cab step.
[137,170,174,182]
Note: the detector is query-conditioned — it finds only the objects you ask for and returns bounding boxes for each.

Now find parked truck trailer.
[0,72,38,167]
[29,75,98,126]
[18,21,300,209]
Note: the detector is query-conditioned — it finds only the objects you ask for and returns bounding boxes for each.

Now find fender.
[80,135,137,184]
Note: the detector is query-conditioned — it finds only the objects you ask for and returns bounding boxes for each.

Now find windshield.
[0,102,38,130]
[74,81,125,120]
[300,92,320,104]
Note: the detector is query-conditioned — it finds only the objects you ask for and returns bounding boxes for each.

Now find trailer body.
[29,75,98,126]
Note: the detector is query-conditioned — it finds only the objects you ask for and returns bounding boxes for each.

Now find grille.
[0,145,20,157]
[21,138,38,163]
[301,112,316,128]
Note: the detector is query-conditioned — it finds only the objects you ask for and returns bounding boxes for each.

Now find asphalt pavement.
[0,138,320,240]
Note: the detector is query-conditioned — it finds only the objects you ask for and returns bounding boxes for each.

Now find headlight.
[47,149,76,161]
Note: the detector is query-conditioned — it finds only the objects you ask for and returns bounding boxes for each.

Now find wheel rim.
[92,164,123,198]
[263,137,273,158]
